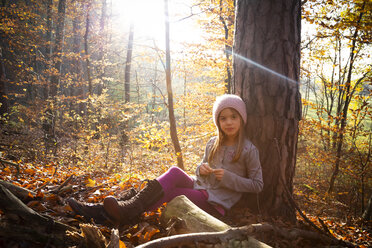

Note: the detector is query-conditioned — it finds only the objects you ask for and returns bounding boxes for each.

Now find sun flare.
[111,0,202,47]
[112,0,165,40]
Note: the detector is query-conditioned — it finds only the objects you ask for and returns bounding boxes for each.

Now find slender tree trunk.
[0,46,8,116]
[97,0,106,95]
[135,71,140,104]
[233,0,301,221]
[164,0,184,169]
[151,61,158,124]
[219,0,232,93]
[183,71,186,130]
[72,1,84,114]
[44,0,53,99]
[363,194,372,221]
[84,3,92,97]
[50,0,66,98]
[328,2,365,193]
[124,22,134,102]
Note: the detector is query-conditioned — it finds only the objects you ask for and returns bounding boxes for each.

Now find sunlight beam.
[229,50,300,85]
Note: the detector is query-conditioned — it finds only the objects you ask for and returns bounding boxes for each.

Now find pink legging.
[147,166,221,216]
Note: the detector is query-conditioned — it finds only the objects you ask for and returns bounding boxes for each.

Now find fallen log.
[0,179,36,201]
[0,222,63,246]
[0,184,77,247]
[160,195,230,233]
[136,226,270,248]
[158,195,270,247]
[154,195,356,248]
[136,222,356,248]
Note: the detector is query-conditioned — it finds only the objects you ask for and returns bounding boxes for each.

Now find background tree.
[233,0,302,220]
[124,22,134,103]
[164,0,184,169]
[50,0,67,98]
[299,0,371,216]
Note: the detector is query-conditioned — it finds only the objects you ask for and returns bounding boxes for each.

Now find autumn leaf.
[119,240,126,248]
[86,178,96,187]
[3,167,11,175]
[143,227,159,241]
[24,168,36,175]
[36,190,44,199]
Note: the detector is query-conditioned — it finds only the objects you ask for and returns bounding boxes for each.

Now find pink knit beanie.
[213,94,247,126]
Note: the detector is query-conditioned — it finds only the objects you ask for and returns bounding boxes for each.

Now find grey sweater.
[194,137,263,210]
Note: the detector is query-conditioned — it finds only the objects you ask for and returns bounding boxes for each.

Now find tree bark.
[164,0,184,169]
[232,0,302,221]
[0,179,36,201]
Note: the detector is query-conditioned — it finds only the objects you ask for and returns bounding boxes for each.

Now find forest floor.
[0,161,371,248]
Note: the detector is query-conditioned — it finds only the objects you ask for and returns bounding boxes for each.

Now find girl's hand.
[199,163,214,175]
[213,169,225,181]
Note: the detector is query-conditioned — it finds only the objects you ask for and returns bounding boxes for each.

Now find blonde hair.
[208,108,245,165]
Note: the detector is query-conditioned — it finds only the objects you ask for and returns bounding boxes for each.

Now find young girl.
[68,94,263,226]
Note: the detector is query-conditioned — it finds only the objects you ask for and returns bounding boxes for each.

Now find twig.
[50,175,75,194]
[151,82,168,108]
[318,217,332,236]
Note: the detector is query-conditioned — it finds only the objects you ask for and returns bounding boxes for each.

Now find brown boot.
[103,179,164,226]
[68,198,108,224]
[118,187,138,201]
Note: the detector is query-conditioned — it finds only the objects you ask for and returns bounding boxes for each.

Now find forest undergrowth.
[0,129,370,248]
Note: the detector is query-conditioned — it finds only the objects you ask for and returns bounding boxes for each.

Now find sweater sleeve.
[195,137,215,177]
[219,145,263,193]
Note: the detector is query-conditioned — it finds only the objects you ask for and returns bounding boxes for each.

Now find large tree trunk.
[232,0,302,221]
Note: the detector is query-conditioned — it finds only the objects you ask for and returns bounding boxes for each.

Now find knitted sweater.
[194,137,263,210]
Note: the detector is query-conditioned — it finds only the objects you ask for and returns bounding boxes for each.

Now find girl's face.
[218,108,242,140]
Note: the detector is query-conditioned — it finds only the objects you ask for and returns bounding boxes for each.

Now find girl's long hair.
[208,108,245,165]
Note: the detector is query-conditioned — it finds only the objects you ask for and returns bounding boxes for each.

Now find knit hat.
[213,94,247,126]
